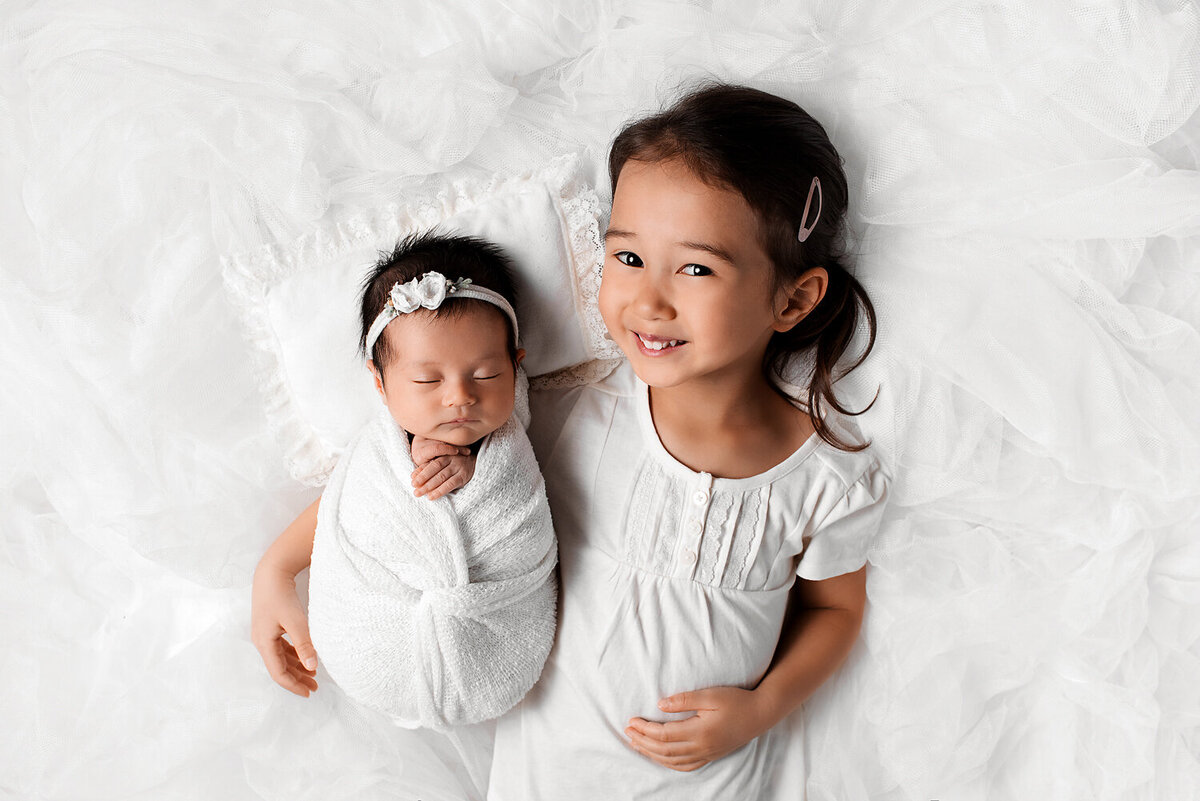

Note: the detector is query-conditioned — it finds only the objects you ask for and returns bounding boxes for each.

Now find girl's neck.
[645,367,815,479]
[648,370,777,432]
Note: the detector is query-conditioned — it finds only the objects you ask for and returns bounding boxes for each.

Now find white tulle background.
[3,1,1198,799]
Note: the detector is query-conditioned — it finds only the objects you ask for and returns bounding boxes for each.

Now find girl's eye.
[413,379,440,385]
[474,374,501,381]
[680,264,712,277]
[614,251,643,267]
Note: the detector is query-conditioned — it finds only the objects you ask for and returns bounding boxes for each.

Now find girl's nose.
[631,273,674,320]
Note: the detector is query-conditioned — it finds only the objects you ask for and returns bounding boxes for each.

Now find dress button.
[692,491,709,506]
[688,520,703,534]
[680,549,697,566]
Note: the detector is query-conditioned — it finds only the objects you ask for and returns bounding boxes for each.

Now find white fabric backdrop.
[2,1,1198,799]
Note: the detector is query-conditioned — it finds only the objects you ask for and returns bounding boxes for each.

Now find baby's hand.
[410,436,476,500]
[624,686,770,772]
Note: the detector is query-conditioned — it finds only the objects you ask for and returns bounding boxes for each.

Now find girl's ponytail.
[766,256,878,453]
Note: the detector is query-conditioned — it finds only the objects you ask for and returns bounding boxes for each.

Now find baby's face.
[369,306,520,447]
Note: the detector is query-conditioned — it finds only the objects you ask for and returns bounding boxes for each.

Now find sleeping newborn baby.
[308,231,557,729]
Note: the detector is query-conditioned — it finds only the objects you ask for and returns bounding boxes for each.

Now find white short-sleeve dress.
[488,361,890,800]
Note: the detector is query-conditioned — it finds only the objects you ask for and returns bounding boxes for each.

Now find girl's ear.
[773,266,828,333]
[515,348,526,366]
[367,359,386,399]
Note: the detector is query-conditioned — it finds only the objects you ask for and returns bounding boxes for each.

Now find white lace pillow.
[222,155,618,485]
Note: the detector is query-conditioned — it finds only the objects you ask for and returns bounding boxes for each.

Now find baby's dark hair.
[608,82,878,452]
[359,231,520,378]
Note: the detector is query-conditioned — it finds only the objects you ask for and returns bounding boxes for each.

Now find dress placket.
[675,471,714,580]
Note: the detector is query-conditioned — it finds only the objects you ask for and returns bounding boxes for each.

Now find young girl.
[300,232,557,729]
[251,84,889,798]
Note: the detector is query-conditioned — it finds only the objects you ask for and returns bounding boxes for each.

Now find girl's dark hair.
[359,230,520,382]
[608,83,878,452]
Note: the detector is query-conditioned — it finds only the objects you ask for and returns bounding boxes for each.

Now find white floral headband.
[364,271,520,356]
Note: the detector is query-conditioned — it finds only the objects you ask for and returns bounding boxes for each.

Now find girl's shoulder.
[794,437,892,582]
[529,357,632,398]
[526,358,631,465]
[804,420,891,498]
[527,358,633,427]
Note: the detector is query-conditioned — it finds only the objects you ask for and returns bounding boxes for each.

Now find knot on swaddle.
[417,561,550,619]
[308,369,557,729]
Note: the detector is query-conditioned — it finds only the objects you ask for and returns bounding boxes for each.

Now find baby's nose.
[443,381,476,406]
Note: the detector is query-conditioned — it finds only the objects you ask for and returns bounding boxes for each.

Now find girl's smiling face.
[369,305,522,446]
[600,158,795,391]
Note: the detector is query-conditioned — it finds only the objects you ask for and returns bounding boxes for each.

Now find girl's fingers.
[625,728,691,758]
[281,648,318,688]
[628,718,671,740]
[625,736,708,771]
[267,641,312,696]
[283,648,316,677]
[255,636,289,686]
[281,614,317,672]
[628,715,702,742]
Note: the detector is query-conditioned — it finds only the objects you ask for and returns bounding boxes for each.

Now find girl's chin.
[625,359,691,389]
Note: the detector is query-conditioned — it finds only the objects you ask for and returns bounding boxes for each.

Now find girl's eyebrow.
[678,239,736,265]
[606,227,735,265]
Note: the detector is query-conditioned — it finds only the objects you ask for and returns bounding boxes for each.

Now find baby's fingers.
[416,463,468,499]
[422,471,468,500]
[411,457,451,488]
[411,438,470,465]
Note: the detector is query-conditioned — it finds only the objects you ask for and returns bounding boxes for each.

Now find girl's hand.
[410,436,476,500]
[251,561,319,697]
[625,686,772,772]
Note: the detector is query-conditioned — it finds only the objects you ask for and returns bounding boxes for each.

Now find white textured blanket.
[308,371,557,729]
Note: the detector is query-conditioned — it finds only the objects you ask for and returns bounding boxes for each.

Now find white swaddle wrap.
[308,370,557,729]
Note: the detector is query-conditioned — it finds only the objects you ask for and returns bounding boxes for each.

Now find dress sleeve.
[796,461,891,581]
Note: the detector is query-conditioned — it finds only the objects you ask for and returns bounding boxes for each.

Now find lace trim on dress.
[650,474,680,576]
[697,491,735,587]
[726,487,767,590]
[622,456,660,567]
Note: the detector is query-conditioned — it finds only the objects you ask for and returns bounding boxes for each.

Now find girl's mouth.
[634,332,686,355]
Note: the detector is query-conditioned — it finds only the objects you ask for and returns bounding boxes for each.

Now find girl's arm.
[249,440,471,696]
[250,497,320,696]
[752,564,867,724]
[625,566,867,771]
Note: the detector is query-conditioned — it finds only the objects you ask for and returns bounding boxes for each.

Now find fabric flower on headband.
[388,272,473,313]
[365,270,516,356]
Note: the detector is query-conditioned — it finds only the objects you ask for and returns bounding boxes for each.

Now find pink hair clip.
[796,176,822,243]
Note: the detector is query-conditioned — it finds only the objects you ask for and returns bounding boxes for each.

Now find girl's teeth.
[638,334,681,350]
